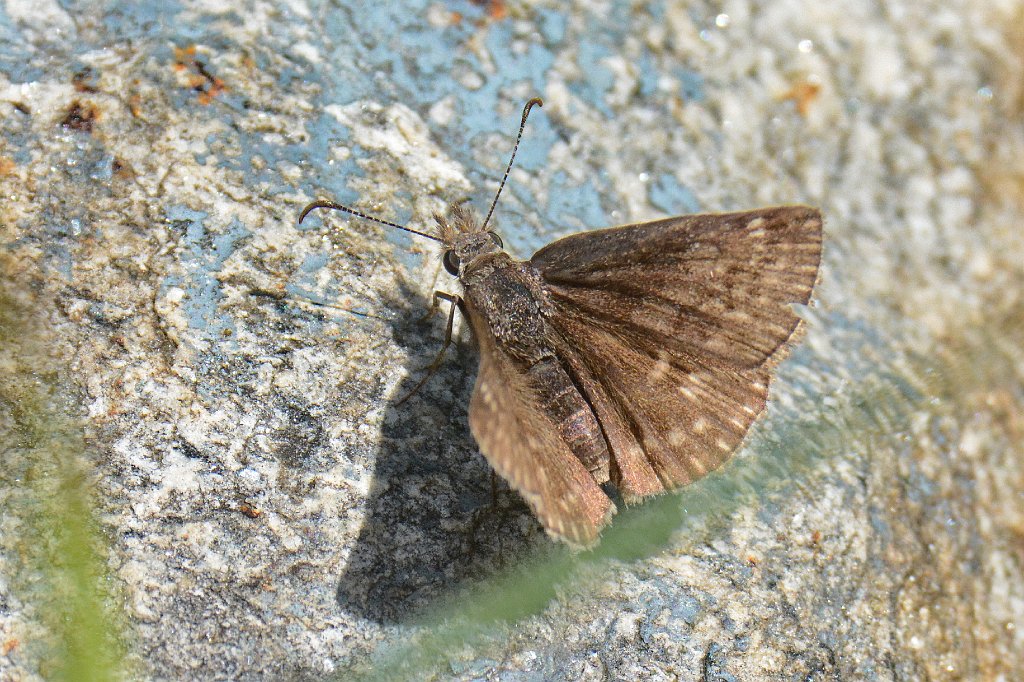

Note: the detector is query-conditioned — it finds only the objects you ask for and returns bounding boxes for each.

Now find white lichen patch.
[324,101,472,199]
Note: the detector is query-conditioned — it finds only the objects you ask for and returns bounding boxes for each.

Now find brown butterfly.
[300,98,822,547]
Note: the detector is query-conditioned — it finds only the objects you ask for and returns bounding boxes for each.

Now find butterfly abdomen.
[525,356,610,484]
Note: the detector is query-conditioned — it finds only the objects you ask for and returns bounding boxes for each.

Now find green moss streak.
[0,284,129,681]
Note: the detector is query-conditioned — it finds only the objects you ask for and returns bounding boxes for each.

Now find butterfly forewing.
[533,206,823,370]
[532,206,822,500]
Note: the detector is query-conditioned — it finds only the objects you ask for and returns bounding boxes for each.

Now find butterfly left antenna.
[480,97,543,230]
[298,199,442,243]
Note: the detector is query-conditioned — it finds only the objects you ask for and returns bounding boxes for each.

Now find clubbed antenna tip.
[481,97,543,230]
[298,199,442,243]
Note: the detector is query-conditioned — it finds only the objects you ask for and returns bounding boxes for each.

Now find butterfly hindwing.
[546,310,772,500]
[465,307,616,546]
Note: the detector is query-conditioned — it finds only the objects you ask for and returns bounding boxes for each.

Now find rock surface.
[1,0,1022,679]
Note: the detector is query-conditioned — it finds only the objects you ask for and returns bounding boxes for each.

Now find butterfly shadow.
[334,278,544,624]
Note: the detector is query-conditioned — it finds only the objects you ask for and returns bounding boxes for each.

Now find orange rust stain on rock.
[239,502,261,518]
[2,637,18,655]
[469,0,507,21]
[172,44,228,104]
[780,80,821,116]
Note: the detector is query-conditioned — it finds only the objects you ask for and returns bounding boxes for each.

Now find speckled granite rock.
[1,0,1022,680]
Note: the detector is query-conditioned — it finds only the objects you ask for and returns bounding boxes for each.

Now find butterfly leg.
[396,292,463,405]
[418,289,459,322]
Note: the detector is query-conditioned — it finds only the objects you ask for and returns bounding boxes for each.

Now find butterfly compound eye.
[443,250,460,275]
[488,232,504,248]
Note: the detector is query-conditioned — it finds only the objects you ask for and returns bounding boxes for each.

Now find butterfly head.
[434,201,505,277]
[432,97,543,278]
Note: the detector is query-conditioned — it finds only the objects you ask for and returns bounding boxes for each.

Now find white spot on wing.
[648,357,671,382]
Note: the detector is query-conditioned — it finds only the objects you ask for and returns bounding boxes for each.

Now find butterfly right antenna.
[480,97,543,231]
